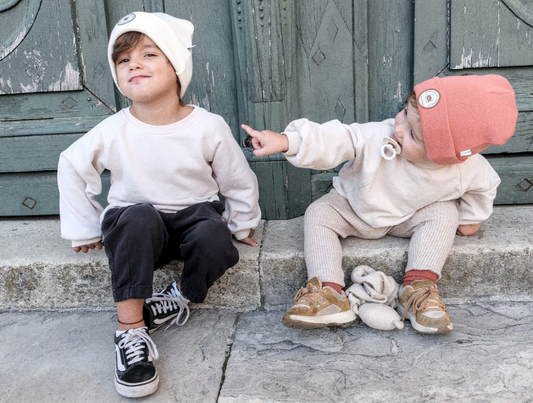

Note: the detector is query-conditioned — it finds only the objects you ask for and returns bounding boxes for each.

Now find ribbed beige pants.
[304,190,459,287]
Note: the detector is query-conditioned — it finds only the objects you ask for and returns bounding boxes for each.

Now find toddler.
[242,74,517,334]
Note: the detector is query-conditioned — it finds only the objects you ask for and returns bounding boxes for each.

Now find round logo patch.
[418,89,440,109]
[118,13,136,26]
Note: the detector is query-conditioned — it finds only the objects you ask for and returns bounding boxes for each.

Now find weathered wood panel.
[289,1,356,124]
[0,134,81,173]
[0,0,82,94]
[353,0,369,123]
[251,160,311,219]
[0,0,118,216]
[232,0,294,144]
[0,172,61,216]
[73,0,117,111]
[367,1,414,121]
[232,1,357,146]
[306,0,414,202]
[0,0,40,62]
[489,155,533,204]
[164,0,240,135]
[0,116,105,138]
[0,0,116,131]
[0,91,113,135]
[413,0,449,85]
[0,172,110,216]
[450,0,533,70]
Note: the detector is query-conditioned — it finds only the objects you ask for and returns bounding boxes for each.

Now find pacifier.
[381,136,401,160]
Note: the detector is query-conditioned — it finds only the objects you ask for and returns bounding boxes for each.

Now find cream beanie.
[107,12,194,99]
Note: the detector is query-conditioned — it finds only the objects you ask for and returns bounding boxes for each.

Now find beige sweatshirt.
[283,118,500,228]
[58,106,260,247]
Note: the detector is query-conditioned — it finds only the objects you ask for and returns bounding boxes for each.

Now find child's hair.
[111,31,184,105]
[111,31,142,64]
[407,91,418,110]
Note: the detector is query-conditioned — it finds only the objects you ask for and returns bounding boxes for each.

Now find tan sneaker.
[282,277,357,329]
[397,280,453,334]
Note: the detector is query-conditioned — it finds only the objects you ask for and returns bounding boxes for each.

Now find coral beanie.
[414,75,518,165]
[107,12,194,99]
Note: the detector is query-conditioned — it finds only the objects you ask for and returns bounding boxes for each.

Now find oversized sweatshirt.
[283,118,500,228]
[58,106,260,247]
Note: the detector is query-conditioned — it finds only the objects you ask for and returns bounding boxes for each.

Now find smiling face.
[114,34,180,106]
[393,97,431,164]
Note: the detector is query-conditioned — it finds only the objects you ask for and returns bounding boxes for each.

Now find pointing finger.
[241,124,260,138]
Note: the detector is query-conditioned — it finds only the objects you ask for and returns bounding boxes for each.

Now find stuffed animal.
[345,265,404,331]
[358,303,404,330]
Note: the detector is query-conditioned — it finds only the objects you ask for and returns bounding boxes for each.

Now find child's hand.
[237,229,259,247]
[456,224,481,236]
[241,124,289,157]
[73,241,103,253]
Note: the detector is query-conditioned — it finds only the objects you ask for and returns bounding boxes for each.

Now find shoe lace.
[119,328,159,365]
[293,283,327,307]
[146,282,190,329]
[401,286,445,321]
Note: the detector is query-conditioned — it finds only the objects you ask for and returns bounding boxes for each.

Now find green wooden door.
[414,0,533,204]
[0,0,116,215]
[161,0,416,218]
[1,0,531,220]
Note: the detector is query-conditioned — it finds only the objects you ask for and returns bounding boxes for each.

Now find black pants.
[101,202,239,303]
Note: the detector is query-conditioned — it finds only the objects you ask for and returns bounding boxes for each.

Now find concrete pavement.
[2,302,533,402]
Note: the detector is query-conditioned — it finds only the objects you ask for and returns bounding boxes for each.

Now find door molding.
[501,0,533,27]
[0,0,41,61]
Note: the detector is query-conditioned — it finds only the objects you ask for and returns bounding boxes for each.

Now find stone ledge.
[1,205,532,311]
[0,218,263,311]
[260,205,533,309]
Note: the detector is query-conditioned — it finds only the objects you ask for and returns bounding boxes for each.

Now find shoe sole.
[282,310,357,329]
[397,305,453,334]
[115,372,159,398]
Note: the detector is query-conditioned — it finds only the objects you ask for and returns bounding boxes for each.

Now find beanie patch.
[118,13,136,26]
[418,89,440,109]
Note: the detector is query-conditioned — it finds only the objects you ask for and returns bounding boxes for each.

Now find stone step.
[1,205,532,311]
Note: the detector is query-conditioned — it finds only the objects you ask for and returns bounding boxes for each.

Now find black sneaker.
[114,327,159,398]
[143,282,190,334]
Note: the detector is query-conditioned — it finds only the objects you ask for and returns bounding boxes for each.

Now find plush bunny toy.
[345,265,404,331]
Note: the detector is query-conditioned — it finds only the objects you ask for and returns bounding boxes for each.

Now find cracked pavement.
[2,301,533,402]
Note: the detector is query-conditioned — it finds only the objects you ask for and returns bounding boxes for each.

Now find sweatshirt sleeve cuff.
[282,130,302,156]
[233,229,251,241]
[71,237,103,248]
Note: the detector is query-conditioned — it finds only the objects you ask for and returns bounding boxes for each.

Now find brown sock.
[403,270,438,286]
[322,282,343,294]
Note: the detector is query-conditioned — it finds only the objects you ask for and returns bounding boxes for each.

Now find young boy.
[58,12,260,398]
[242,74,517,334]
